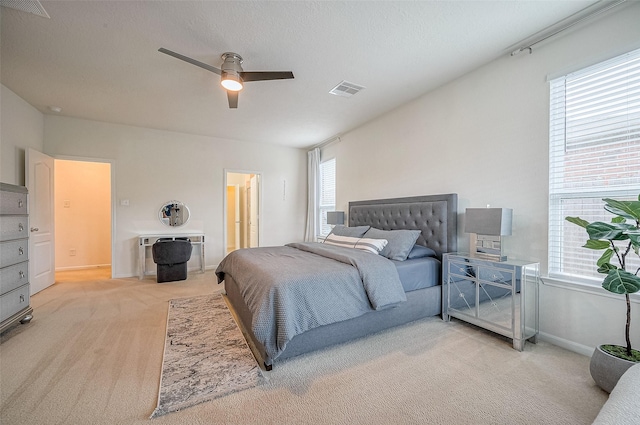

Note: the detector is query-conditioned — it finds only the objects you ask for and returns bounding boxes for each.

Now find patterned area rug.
[150,294,263,418]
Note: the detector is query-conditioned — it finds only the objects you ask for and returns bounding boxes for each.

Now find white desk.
[138,234,205,280]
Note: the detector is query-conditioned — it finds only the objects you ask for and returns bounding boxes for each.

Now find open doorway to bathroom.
[225,171,261,255]
[54,159,112,280]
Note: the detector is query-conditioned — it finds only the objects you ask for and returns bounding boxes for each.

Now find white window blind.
[548,47,640,283]
[318,158,336,237]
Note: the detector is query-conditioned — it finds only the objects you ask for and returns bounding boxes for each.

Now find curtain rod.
[311,135,342,150]
[510,0,627,56]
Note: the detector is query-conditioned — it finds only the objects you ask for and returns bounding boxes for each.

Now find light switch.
[120,199,130,206]
[63,200,71,208]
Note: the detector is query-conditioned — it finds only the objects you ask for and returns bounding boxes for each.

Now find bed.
[217,194,458,369]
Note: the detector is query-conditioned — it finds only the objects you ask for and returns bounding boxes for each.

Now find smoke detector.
[329,81,365,98]
[0,0,50,18]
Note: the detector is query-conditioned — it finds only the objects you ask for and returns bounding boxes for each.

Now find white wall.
[44,115,307,278]
[323,3,640,355]
[0,85,44,185]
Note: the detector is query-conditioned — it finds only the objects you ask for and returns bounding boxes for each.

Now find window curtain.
[304,147,320,242]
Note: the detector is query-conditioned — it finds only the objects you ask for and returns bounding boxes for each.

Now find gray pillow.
[329,225,370,238]
[364,228,421,261]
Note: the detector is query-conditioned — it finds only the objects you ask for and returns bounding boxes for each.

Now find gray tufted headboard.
[349,194,457,259]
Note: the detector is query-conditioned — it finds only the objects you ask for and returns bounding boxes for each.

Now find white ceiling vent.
[0,0,50,18]
[329,81,365,98]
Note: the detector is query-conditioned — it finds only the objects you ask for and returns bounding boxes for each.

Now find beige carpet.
[0,269,607,424]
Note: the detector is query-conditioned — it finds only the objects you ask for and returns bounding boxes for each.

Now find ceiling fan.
[158,48,294,109]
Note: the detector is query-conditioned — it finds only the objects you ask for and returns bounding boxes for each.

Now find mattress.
[393,257,441,292]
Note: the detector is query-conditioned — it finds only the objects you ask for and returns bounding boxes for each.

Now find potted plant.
[566,196,640,392]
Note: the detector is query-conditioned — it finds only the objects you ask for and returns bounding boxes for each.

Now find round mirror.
[159,201,190,227]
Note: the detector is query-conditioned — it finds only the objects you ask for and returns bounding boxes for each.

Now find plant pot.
[590,345,637,393]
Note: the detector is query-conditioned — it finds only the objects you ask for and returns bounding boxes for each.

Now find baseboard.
[539,331,595,357]
[55,264,111,272]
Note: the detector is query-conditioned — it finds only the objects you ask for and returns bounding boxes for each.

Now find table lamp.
[465,207,512,261]
[326,211,345,226]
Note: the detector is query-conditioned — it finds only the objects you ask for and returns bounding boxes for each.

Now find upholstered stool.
[151,239,193,283]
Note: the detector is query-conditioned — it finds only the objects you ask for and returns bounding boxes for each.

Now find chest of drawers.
[0,182,33,333]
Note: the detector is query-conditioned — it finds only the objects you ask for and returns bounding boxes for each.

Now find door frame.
[55,154,117,278]
[223,169,263,257]
[233,184,240,250]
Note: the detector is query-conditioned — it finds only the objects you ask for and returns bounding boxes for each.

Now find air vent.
[329,81,365,98]
[0,0,50,18]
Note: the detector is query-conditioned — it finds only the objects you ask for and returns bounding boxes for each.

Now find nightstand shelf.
[442,253,539,351]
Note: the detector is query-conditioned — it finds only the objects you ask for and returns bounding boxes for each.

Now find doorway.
[54,159,112,276]
[224,171,261,255]
[27,150,115,294]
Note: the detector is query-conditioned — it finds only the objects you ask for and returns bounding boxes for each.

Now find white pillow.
[323,234,388,255]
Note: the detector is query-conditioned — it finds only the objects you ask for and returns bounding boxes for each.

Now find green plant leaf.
[565,216,589,228]
[583,239,610,250]
[598,263,618,274]
[597,249,614,267]
[603,199,640,221]
[627,230,640,246]
[612,216,626,224]
[586,222,629,241]
[602,269,640,295]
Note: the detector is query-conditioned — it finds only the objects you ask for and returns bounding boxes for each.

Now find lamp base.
[469,234,507,262]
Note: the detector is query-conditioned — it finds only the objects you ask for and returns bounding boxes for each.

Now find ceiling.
[1,1,600,149]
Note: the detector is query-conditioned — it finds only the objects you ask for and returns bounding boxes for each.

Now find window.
[318,158,336,237]
[548,48,640,283]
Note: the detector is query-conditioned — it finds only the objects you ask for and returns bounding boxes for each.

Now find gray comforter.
[215,242,406,360]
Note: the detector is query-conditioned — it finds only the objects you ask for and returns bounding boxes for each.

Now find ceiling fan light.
[221,75,243,91]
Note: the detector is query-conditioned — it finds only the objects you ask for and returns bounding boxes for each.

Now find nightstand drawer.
[448,261,476,280]
[477,266,514,287]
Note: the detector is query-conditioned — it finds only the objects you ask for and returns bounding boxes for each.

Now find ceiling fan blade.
[240,71,294,82]
[227,91,238,109]
[158,48,222,75]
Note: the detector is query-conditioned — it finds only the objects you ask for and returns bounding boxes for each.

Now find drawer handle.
[18,247,24,255]
[31,227,39,232]
[18,223,24,232]
[19,270,25,279]
[20,294,25,303]
[18,200,23,208]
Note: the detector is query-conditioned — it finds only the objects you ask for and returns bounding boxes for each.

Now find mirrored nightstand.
[442,253,539,351]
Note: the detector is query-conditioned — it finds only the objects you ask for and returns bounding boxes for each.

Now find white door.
[26,149,55,294]
[249,175,259,248]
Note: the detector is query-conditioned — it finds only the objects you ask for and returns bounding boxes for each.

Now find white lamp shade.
[464,208,512,236]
